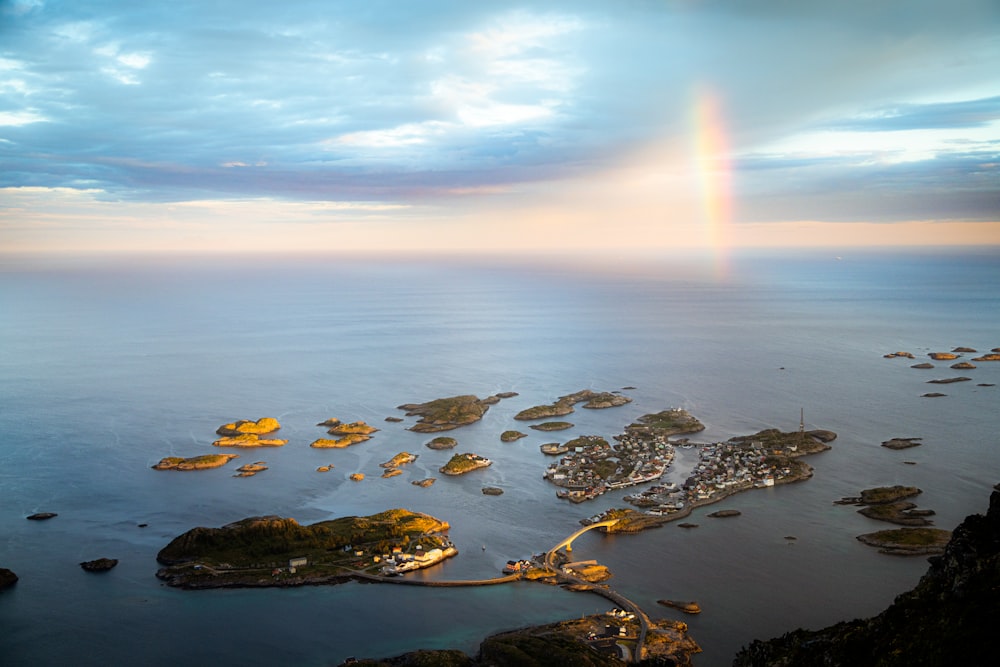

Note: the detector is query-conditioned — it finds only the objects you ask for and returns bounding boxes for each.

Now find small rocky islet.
[80,558,118,573]
[153,454,239,471]
[514,388,631,421]
[836,485,947,553]
[439,453,492,475]
[398,394,513,433]
[213,418,287,447]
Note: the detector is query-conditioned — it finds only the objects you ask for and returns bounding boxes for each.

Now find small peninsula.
[155,509,453,589]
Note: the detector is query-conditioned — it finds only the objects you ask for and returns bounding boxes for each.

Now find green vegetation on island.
[500,430,527,442]
[530,421,574,431]
[398,395,492,433]
[856,527,952,554]
[216,417,281,436]
[439,453,492,475]
[342,612,700,667]
[624,407,705,438]
[514,388,631,421]
[152,454,239,470]
[156,509,452,588]
[327,421,378,436]
[735,485,998,666]
[426,436,458,450]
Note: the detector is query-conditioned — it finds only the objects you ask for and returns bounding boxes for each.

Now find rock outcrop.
[152,454,239,470]
[80,558,118,572]
[398,395,492,432]
[733,484,1000,666]
[216,417,281,436]
[0,568,17,590]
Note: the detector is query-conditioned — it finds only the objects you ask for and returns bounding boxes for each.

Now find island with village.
[139,372,999,664]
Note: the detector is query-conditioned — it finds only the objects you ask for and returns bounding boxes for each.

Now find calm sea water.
[1,248,998,666]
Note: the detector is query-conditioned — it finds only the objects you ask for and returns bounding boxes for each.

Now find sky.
[1,0,998,257]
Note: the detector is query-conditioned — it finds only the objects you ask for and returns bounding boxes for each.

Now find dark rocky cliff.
[733,484,1000,667]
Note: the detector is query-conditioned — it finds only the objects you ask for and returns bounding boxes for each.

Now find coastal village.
[542,408,835,522]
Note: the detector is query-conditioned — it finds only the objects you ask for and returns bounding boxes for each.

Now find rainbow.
[691,86,733,279]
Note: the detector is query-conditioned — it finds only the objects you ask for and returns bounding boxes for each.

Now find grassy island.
[343,612,700,667]
[856,527,952,555]
[625,408,705,438]
[156,509,453,588]
[399,395,492,432]
[514,388,631,421]
[530,421,574,431]
[500,430,527,442]
[440,453,492,475]
[327,421,378,436]
[426,436,458,450]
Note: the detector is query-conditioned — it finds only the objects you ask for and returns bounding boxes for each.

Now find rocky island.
[439,453,492,475]
[500,430,527,442]
[327,421,378,436]
[341,611,700,667]
[310,434,371,448]
[80,557,118,572]
[155,509,454,589]
[152,454,239,470]
[398,395,494,432]
[213,434,287,447]
[530,421,574,431]
[216,417,281,436]
[425,436,457,450]
[514,388,631,421]
[881,437,922,450]
[380,452,418,468]
[734,484,1000,665]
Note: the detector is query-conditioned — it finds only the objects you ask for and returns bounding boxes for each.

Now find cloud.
[0,0,997,254]
[822,96,1000,132]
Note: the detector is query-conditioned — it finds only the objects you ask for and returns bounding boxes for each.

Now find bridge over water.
[545,518,619,567]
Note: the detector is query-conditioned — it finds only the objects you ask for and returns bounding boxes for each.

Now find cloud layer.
[1,0,998,253]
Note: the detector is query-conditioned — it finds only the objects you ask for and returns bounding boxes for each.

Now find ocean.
[1,247,998,666]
